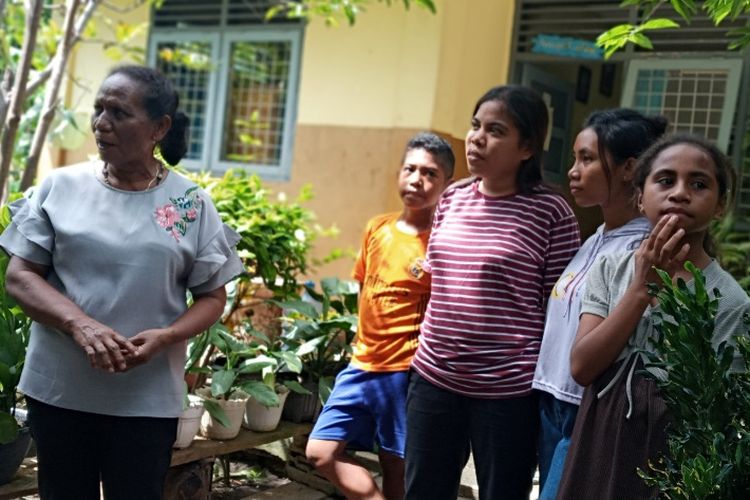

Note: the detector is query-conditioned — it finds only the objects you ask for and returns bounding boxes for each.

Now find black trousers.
[26,397,178,500]
[405,372,539,500]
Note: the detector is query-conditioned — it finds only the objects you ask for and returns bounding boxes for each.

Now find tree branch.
[0,0,43,203]
[0,70,12,139]
[22,0,97,190]
[23,68,53,100]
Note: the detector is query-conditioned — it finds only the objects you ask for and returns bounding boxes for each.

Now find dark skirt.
[557,357,670,500]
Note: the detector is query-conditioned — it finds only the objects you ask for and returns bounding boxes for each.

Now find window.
[148,0,303,180]
[620,59,742,152]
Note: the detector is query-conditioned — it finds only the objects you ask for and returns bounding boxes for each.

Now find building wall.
[58,0,515,281]
[285,0,514,279]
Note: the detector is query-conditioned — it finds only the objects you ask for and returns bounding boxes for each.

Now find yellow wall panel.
[297,2,442,129]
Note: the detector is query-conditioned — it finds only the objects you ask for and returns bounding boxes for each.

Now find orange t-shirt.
[350,213,431,372]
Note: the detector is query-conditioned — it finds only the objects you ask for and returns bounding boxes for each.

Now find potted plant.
[237,328,310,432]
[173,391,205,449]
[0,206,33,485]
[194,323,256,440]
[277,278,358,422]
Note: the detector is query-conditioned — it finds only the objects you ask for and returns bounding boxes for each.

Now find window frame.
[147,25,303,180]
[620,58,743,152]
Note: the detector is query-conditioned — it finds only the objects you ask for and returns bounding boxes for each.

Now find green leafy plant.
[0,205,32,444]
[715,214,750,293]
[188,170,336,302]
[275,278,358,404]
[638,262,750,498]
[232,326,311,408]
[193,322,258,427]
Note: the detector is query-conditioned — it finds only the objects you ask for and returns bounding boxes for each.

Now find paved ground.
[241,448,540,500]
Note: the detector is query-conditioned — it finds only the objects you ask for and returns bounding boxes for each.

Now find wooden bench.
[0,421,312,500]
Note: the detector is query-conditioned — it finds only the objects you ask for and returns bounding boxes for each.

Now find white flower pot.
[173,396,205,449]
[197,390,249,440]
[243,390,289,432]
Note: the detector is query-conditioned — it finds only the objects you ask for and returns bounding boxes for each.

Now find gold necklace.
[102,163,165,190]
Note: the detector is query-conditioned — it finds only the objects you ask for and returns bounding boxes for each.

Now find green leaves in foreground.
[639,261,750,498]
[597,18,679,59]
[599,0,750,57]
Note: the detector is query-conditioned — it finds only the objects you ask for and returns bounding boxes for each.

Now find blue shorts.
[309,364,408,458]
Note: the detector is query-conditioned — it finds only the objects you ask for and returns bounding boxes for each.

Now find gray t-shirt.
[0,161,244,417]
[582,251,750,373]
[532,218,650,405]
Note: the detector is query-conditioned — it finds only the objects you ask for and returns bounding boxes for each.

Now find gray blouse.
[0,161,244,418]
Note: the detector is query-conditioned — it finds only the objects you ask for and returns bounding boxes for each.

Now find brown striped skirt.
[557,357,670,500]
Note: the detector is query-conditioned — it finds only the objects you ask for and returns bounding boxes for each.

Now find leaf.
[639,18,681,30]
[272,299,319,319]
[211,370,236,398]
[630,32,654,49]
[670,0,698,22]
[238,355,276,374]
[318,376,334,405]
[241,380,280,407]
[201,399,231,428]
[296,336,325,357]
[283,380,312,395]
[278,350,303,373]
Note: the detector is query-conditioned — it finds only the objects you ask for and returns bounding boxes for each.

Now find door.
[521,64,575,185]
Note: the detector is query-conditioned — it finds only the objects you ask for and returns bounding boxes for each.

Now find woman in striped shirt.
[405,85,580,499]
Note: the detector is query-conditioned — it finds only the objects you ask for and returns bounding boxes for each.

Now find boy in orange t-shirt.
[306,133,454,499]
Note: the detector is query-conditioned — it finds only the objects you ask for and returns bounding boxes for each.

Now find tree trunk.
[0,0,43,203]
[0,70,12,139]
[21,0,101,191]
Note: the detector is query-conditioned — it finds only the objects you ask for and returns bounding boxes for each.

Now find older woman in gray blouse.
[0,65,243,500]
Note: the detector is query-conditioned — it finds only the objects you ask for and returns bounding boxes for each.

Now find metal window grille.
[153,41,214,161]
[622,60,742,152]
[149,0,302,179]
[222,41,292,166]
[631,69,729,143]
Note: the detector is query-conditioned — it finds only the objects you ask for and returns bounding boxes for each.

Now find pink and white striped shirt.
[412,179,580,398]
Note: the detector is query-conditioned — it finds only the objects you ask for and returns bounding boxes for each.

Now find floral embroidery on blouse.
[155,186,202,242]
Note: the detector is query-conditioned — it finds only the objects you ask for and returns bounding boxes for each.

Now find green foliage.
[715,214,750,293]
[275,278,358,404]
[0,205,32,445]
[231,325,311,408]
[599,0,750,57]
[188,169,335,301]
[1,0,159,190]
[266,0,436,26]
[638,262,750,498]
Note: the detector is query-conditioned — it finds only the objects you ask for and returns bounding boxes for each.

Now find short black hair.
[402,132,455,178]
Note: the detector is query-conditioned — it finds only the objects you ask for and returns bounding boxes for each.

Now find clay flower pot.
[197,389,249,440]
[243,390,289,432]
